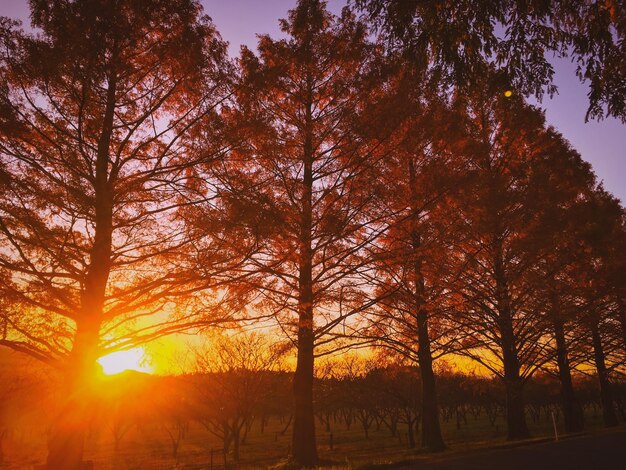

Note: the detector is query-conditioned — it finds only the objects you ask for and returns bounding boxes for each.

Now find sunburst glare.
[97,348,154,375]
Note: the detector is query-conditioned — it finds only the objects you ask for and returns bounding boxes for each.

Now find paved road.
[400,429,626,469]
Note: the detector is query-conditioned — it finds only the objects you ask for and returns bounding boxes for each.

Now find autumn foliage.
[0,0,624,469]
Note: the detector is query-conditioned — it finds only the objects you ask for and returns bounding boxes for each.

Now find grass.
[0,408,619,469]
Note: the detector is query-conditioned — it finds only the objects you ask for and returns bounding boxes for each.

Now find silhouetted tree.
[448,76,587,439]
[362,67,465,451]
[354,0,626,121]
[190,332,286,461]
[521,130,598,433]
[0,1,233,467]
[234,1,381,465]
[573,189,625,427]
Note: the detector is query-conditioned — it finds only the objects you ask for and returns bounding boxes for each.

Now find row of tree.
[95,360,626,462]
[0,0,624,468]
[3,343,624,466]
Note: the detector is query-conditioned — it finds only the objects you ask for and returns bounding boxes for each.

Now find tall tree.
[363,69,464,452]
[573,188,624,427]
[601,206,626,355]
[535,268,587,433]
[0,1,232,467]
[234,1,380,465]
[354,0,626,121]
[449,79,585,439]
[524,131,597,433]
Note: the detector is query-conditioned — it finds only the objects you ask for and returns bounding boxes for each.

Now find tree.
[460,123,626,435]
[520,129,597,433]
[448,78,590,439]
[234,1,382,465]
[572,188,625,427]
[600,205,626,355]
[362,67,465,451]
[0,351,49,466]
[353,0,626,121]
[371,364,422,448]
[535,266,587,433]
[0,1,233,467]
[190,332,286,461]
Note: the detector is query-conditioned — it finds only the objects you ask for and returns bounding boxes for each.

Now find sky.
[1,0,624,202]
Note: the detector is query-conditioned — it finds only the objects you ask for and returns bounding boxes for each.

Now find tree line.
[0,0,624,468]
[3,343,625,466]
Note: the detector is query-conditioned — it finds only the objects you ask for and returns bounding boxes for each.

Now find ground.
[1,411,624,468]
[399,428,626,470]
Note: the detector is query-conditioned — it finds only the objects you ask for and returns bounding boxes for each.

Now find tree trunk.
[232,424,240,461]
[291,81,317,468]
[390,416,398,437]
[618,300,626,353]
[408,159,446,453]
[552,318,584,432]
[46,321,101,470]
[291,214,317,466]
[494,240,529,440]
[46,71,116,470]
[46,404,88,467]
[590,321,618,427]
[502,368,528,440]
[406,420,416,448]
[223,421,232,454]
[416,308,445,451]
[0,429,5,466]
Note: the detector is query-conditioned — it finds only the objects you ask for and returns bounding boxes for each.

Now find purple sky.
[2,0,624,202]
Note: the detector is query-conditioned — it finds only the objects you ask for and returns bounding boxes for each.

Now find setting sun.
[97,348,154,375]
[0,0,624,468]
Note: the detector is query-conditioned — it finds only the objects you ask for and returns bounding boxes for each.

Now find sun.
[97,347,154,375]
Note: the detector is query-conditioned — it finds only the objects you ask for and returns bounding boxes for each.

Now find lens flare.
[97,347,154,375]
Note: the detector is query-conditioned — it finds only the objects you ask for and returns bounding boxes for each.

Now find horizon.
[0,1,624,468]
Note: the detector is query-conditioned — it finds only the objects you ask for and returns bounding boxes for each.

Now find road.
[399,429,626,469]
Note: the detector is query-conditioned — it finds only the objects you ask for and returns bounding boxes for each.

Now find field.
[1,406,616,469]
